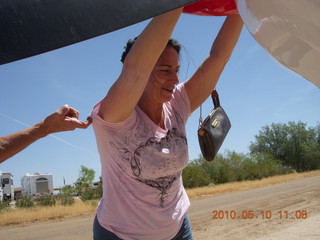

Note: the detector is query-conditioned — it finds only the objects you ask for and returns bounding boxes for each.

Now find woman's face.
[146,46,180,103]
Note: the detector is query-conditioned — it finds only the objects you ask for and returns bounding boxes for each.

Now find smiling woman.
[89,6,243,240]
[143,45,180,106]
[1,3,319,240]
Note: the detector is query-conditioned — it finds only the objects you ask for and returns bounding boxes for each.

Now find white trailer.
[0,187,3,201]
[0,172,3,201]
[21,173,54,198]
[1,173,14,201]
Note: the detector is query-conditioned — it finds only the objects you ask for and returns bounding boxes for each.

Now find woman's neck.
[138,97,164,129]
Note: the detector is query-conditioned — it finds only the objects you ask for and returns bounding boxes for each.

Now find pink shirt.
[91,83,191,240]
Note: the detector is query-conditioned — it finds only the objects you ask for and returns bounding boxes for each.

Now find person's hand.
[36,105,92,137]
[0,105,92,163]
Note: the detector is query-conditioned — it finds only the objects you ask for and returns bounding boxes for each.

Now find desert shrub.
[183,163,211,188]
[37,195,56,207]
[59,185,76,206]
[0,200,11,212]
[80,189,101,201]
[86,199,99,208]
[275,166,295,175]
[190,151,294,186]
[250,121,320,172]
[60,195,75,206]
[16,197,34,208]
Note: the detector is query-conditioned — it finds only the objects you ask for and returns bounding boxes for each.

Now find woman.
[91,7,243,240]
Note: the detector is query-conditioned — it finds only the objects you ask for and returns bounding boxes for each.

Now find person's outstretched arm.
[184,15,244,112]
[0,105,92,163]
[99,8,183,123]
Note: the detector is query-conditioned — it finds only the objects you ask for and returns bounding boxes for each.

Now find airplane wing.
[0,0,198,65]
[183,0,320,88]
[237,0,320,88]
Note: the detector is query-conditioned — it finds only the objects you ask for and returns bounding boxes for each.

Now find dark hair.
[120,37,181,63]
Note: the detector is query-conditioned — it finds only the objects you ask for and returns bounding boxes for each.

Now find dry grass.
[1,170,320,227]
[0,199,97,227]
[186,170,320,199]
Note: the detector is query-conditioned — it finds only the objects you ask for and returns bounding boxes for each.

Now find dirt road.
[1,175,319,240]
[189,175,320,240]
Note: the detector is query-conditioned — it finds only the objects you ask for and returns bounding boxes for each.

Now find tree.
[60,185,76,205]
[182,160,211,188]
[74,165,95,195]
[250,121,320,172]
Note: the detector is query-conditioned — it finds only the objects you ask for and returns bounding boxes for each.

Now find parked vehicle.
[21,173,54,198]
[0,172,3,201]
[0,172,14,201]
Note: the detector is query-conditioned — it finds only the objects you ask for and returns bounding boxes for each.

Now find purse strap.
[211,90,220,109]
[199,64,204,126]
[198,63,220,126]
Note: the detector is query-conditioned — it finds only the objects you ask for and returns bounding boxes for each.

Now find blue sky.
[1,14,319,188]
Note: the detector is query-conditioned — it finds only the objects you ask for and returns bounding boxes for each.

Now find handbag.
[198,90,231,161]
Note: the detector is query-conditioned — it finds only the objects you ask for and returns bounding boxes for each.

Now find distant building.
[21,173,54,198]
[0,172,2,201]
[0,172,14,201]
[14,187,23,200]
[91,181,100,189]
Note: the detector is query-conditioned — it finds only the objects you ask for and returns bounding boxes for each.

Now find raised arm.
[0,105,91,163]
[184,15,244,112]
[99,8,183,123]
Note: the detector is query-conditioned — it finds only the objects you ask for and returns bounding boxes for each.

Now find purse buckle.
[211,119,219,128]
